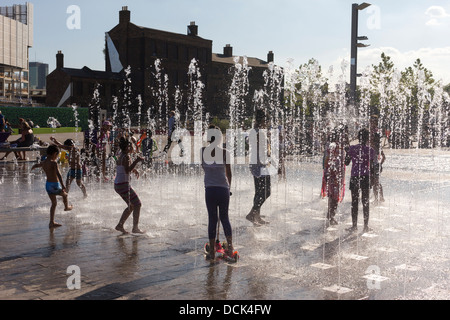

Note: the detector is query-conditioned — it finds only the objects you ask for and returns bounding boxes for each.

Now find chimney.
[119,6,130,24]
[267,51,274,63]
[56,51,64,69]
[223,44,233,57]
[187,21,198,36]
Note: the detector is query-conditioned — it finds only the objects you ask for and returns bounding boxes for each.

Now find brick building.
[47,6,277,122]
[46,51,123,108]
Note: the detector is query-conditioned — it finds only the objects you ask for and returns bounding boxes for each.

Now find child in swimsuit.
[31,145,73,228]
[50,137,88,198]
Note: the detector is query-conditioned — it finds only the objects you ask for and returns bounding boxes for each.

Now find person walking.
[345,128,375,233]
[246,110,271,226]
[163,111,184,157]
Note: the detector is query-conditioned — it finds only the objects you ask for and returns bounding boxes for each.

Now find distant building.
[47,6,278,121]
[29,61,48,104]
[105,6,276,119]
[29,62,48,89]
[0,2,33,104]
[46,51,123,108]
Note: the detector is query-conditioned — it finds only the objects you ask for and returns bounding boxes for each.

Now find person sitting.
[0,121,34,161]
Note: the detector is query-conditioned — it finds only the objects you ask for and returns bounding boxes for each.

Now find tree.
[365,54,440,149]
[444,83,450,96]
[288,58,330,154]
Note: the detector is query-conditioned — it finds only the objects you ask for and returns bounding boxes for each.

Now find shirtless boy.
[31,145,73,228]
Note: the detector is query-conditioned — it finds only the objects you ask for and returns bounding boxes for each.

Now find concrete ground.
[0,132,449,305]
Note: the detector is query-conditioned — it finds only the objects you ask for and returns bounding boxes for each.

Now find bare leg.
[62,191,73,211]
[132,204,144,234]
[362,187,370,230]
[66,177,74,193]
[378,183,385,202]
[48,194,62,228]
[101,150,107,179]
[76,179,88,198]
[327,197,338,225]
[0,151,12,160]
[116,205,133,234]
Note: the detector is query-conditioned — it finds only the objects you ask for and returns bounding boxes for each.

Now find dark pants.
[350,175,370,227]
[205,187,231,239]
[163,136,183,153]
[252,175,271,210]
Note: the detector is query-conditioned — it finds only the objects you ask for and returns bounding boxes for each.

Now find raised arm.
[50,137,71,151]
[123,154,143,174]
[30,163,42,171]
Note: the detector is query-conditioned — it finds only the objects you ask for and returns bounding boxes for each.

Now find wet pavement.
[1,141,450,302]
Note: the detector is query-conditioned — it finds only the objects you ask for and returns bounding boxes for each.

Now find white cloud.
[425,6,450,26]
[425,6,450,18]
[426,18,440,26]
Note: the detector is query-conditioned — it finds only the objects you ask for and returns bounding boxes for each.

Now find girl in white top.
[114,137,144,234]
[201,125,233,260]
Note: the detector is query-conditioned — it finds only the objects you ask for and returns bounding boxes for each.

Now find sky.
[4,0,450,85]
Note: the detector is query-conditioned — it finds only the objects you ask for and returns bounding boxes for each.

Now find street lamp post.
[350,2,371,106]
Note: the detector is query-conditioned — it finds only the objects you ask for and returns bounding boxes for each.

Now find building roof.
[211,54,270,68]
[60,67,123,81]
[112,22,212,47]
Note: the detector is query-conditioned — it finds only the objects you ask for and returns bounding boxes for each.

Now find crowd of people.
[27,110,386,262]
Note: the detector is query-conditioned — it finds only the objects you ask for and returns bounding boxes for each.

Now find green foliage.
[209,117,230,132]
[367,53,447,148]
[289,58,329,117]
[443,83,450,95]
[0,106,89,131]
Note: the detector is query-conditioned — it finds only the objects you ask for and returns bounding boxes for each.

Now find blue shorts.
[67,169,83,180]
[46,181,63,195]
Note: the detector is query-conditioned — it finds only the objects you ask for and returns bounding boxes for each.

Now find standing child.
[140,129,158,166]
[201,125,233,260]
[321,127,347,226]
[345,128,375,233]
[163,110,184,156]
[31,145,73,228]
[50,137,88,198]
[247,110,271,226]
[114,137,144,234]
